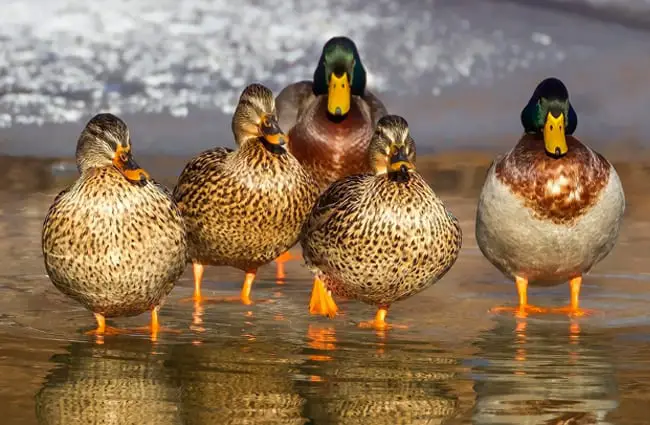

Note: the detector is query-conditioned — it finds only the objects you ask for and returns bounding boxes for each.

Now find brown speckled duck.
[35,340,181,425]
[41,113,188,338]
[173,83,320,305]
[301,115,462,330]
[476,77,626,317]
[275,36,388,191]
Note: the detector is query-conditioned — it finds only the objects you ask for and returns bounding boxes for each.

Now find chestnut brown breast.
[288,96,375,191]
[495,135,611,225]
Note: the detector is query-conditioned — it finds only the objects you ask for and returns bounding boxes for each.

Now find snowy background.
[1,0,650,156]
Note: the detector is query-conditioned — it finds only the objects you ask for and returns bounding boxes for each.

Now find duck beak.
[388,147,414,174]
[327,72,351,116]
[260,114,287,146]
[544,110,568,157]
[113,145,150,185]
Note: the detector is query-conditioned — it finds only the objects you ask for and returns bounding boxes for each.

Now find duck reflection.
[297,325,462,424]
[472,318,618,424]
[35,339,180,425]
[169,335,307,425]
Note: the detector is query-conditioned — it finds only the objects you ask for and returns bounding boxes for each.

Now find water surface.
[1,162,649,424]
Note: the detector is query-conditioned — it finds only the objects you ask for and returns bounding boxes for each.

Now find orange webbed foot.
[491,276,550,317]
[84,326,128,336]
[546,306,594,318]
[490,304,549,317]
[358,308,406,331]
[308,278,339,318]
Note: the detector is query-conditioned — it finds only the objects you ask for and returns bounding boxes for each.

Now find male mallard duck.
[41,113,188,338]
[276,36,388,191]
[301,115,462,330]
[173,83,320,305]
[475,77,625,317]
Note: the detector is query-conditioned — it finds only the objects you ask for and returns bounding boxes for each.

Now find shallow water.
[0,163,648,425]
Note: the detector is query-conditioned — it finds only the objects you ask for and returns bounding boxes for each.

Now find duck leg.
[131,306,181,341]
[198,270,263,305]
[548,276,593,317]
[491,276,548,316]
[275,251,302,283]
[309,277,339,318]
[239,271,255,305]
[358,306,408,331]
[84,313,127,336]
[181,264,265,305]
[180,262,208,303]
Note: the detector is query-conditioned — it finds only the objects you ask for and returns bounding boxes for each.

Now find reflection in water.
[169,336,307,425]
[35,339,181,425]
[472,318,618,424]
[298,325,462,424]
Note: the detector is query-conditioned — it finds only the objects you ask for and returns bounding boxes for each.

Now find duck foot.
[490,305,549,317]
[84,309,179,342]
[358,308,407,331]
[309,277,338,318]
[546,306,594,318]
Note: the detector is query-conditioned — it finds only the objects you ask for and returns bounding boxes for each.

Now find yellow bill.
[328,72,351,116]
[544,111,568,157]
[388,147,415,173]
[113,144,150,184]
[259,114,287,146]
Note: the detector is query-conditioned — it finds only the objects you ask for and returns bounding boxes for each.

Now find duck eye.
[119,152,128,163]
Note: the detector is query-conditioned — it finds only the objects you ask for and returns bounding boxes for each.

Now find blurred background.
[3,0,650,162]
[3,1,650,424]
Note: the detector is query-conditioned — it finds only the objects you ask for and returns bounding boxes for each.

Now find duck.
[475,77,626,317]
[173,83,320,305]
[41,113,188,339]
[275,36,388,192]
[300,115,462,330]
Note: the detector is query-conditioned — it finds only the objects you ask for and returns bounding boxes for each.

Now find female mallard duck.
[301,115,462,330]
[173,83,320,305]
[275,36,388,191]
[41,113,188,338]
[475,77,625,317]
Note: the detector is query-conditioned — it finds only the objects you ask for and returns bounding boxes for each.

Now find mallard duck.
[276,36,388,191]
[173,83,320,305]
[301,115,463,330]
[36,340,181,425]
[172,338,306,424]
[475,77,626,317]
[41,113,188,338]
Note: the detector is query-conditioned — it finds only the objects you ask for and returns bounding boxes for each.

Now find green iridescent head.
[312,36,367,117]
[520,77,578,158]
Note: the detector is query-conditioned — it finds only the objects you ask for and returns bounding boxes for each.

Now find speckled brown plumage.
[41,113,187,320]
[303,346,461,424]
[495,134,610,225]
[171,339,306,425]
[174,142,318,270]
[35,340,181,425]
[173,84,319,293]
[301,115,462,316]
